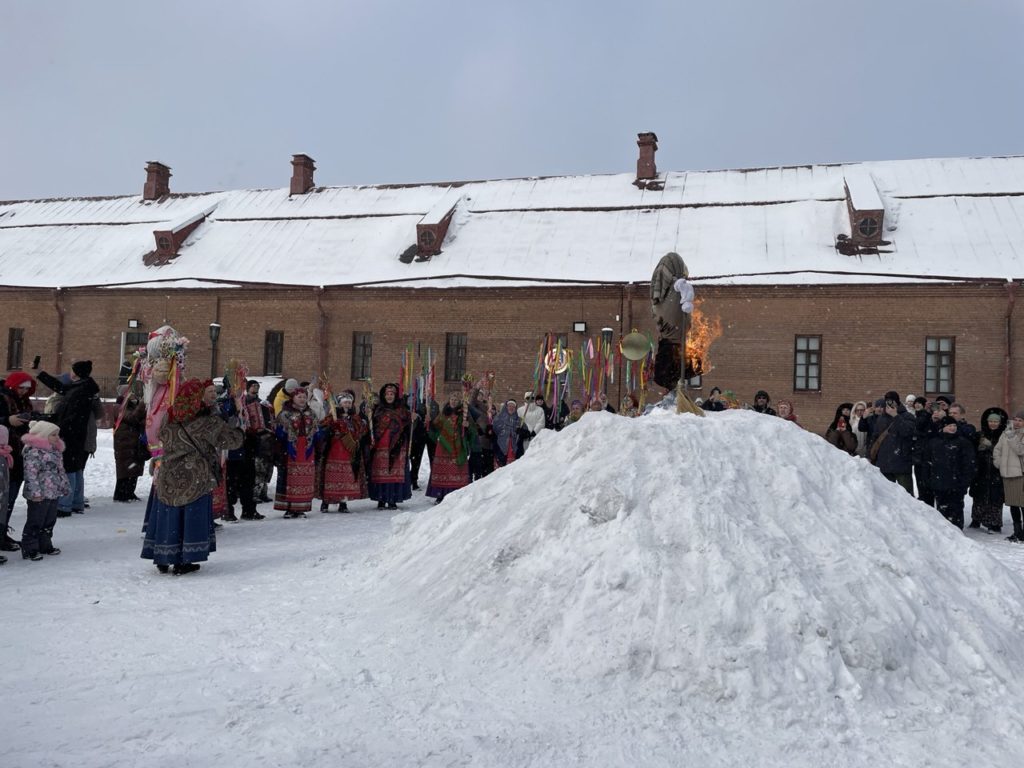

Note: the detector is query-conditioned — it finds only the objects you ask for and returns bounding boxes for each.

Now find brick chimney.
[290,154,316,195]
[143,162,171,201]
[636,132,658,182]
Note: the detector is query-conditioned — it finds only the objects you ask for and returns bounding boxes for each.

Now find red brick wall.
[2,282,1019,434]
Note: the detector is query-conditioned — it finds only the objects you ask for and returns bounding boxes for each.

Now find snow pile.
[379,409,1024,753]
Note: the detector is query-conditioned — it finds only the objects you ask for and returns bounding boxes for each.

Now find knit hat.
[884,390,900,404]
[28,420,60,438]
[941,415,958,428]
[284,378,300,393]
[755,390,769,400]
[72,360,93,378]
[1015,410,1024,420]
[935,395,953,406]
[874,398,886,407]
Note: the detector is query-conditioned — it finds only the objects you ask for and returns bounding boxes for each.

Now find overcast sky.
[2,0,1022,200]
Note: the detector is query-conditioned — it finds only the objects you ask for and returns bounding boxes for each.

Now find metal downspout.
[54,288,66,372]
[315,287,328,375]
[1006,281,1018,412]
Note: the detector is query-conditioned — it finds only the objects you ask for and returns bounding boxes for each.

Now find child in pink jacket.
[20,420,70,561]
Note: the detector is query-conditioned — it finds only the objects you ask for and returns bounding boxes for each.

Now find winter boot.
[222,509,239,523]
[339,502,349,513]
[321,501,330,513]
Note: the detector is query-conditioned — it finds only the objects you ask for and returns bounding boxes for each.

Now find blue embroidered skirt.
[140,493,217,565]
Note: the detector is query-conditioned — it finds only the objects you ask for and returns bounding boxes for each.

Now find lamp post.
[209,322,221,379]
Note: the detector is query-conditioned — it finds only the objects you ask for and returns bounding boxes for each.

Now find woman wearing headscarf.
[274,383,321,518]
[969,407,1008,532]
[426,391,472,504]
[318,390,369,513]
[824,402,858,456]
[368,382,412,510]
[141,379,243,575]
[491,399,522,468]
[776,399,800,426]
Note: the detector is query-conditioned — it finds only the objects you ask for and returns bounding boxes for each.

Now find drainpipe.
[54,288,66,373]
[1006,281,1018,412]
[315,287,328,376]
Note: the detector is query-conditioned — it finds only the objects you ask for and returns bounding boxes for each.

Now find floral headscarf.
[169,378,213,423]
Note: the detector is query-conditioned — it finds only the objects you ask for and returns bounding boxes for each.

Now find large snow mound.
[379,410,1024,747]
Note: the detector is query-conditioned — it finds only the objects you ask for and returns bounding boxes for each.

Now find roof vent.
[144,203,217,266]
[143,161,171,201]
[290,154,316,195]
[836,171,890,255]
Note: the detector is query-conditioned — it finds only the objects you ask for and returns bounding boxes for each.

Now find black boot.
[1,532,20,551]
[321,501,330,513]
[377,501,385,510]
[1007,507,1024,542]
[156,564,169,573]
[339,502,349,513]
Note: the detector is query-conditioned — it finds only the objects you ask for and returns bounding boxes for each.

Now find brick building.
[2,136,1024,430]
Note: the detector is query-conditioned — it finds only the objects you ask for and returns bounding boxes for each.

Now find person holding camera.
[0,371,38,550]
[867,390,917,494]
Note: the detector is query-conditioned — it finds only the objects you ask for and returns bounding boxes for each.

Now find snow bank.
[378,409,1024,757]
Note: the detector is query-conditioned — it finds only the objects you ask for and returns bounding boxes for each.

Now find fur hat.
[72,360,93,378]
[337,389,355,403]
[284,378,300,393]
[28,420,60,438]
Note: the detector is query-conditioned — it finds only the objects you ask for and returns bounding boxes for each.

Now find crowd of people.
[710,386,1022,541]
[3,346,1023,575]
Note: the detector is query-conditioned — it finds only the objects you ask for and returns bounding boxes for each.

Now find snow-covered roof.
[3,155,1024,289]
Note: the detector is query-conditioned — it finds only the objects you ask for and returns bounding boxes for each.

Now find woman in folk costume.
[139,325,189,531]
[318,389,369,513]
[491,399,522,469]
[274,380,321,518]
[426,391,472,504]
[141,379,243,575]
[368,382,412,510]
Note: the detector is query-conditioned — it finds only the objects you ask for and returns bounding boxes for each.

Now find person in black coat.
[969,407,1007,531]
[862,391,918,494]
[925,415,977,530]
[36,360,99,515]
[702,387,727,412]
[912,398,942,507]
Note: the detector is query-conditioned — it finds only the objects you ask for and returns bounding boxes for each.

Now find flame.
[686,300,722,375]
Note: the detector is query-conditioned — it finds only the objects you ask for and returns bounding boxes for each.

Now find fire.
[686,300,722,375]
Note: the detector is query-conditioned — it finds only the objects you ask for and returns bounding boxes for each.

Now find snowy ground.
[3,413,1024,767]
